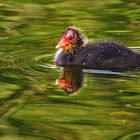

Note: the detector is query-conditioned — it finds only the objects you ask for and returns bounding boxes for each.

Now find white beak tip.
[55,44,60,49]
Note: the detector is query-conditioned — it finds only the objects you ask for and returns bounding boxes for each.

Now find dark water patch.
[9,117,80,140]
[0,9,19,16]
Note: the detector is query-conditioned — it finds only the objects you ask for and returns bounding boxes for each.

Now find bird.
[54,26,140,70]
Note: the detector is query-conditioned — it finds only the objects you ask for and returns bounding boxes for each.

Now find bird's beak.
[55,44,61,49]
[55,37,69,49]
[55,36,74,52]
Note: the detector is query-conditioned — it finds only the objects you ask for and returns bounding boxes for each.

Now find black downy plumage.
[55,27,140,70]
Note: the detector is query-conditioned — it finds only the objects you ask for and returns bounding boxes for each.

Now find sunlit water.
[0,0,140,140]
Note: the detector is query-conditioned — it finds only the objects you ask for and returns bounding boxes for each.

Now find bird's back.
[74,42,139,69]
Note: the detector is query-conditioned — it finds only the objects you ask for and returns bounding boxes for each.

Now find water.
[0,0,140,140]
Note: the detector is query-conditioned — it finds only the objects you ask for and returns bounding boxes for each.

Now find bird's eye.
[66,34,74,40]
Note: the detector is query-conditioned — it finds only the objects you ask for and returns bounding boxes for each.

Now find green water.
[0,0,140,140]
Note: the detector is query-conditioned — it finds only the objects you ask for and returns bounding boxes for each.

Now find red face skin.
[57,79,74,93]
[56,29,77,52]
[58,77,78,94]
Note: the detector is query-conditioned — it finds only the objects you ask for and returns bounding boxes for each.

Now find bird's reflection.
[56,67,83,94]
[56,67,126,94]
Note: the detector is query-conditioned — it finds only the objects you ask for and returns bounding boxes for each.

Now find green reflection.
[0,0,139,140]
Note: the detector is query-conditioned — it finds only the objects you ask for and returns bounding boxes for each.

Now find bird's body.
[55,27,140,70]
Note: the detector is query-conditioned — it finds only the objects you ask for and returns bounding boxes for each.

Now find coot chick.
[54,26,140,70]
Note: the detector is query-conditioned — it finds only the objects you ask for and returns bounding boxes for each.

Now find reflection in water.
[56,67,83,94]
[56,67,124,94]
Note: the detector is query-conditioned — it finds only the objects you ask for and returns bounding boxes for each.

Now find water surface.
[0,0,140,140]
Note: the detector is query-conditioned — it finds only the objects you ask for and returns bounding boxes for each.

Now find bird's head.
[56,26,85,52]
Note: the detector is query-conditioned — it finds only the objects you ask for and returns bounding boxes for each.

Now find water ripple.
[113,130,140,140]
